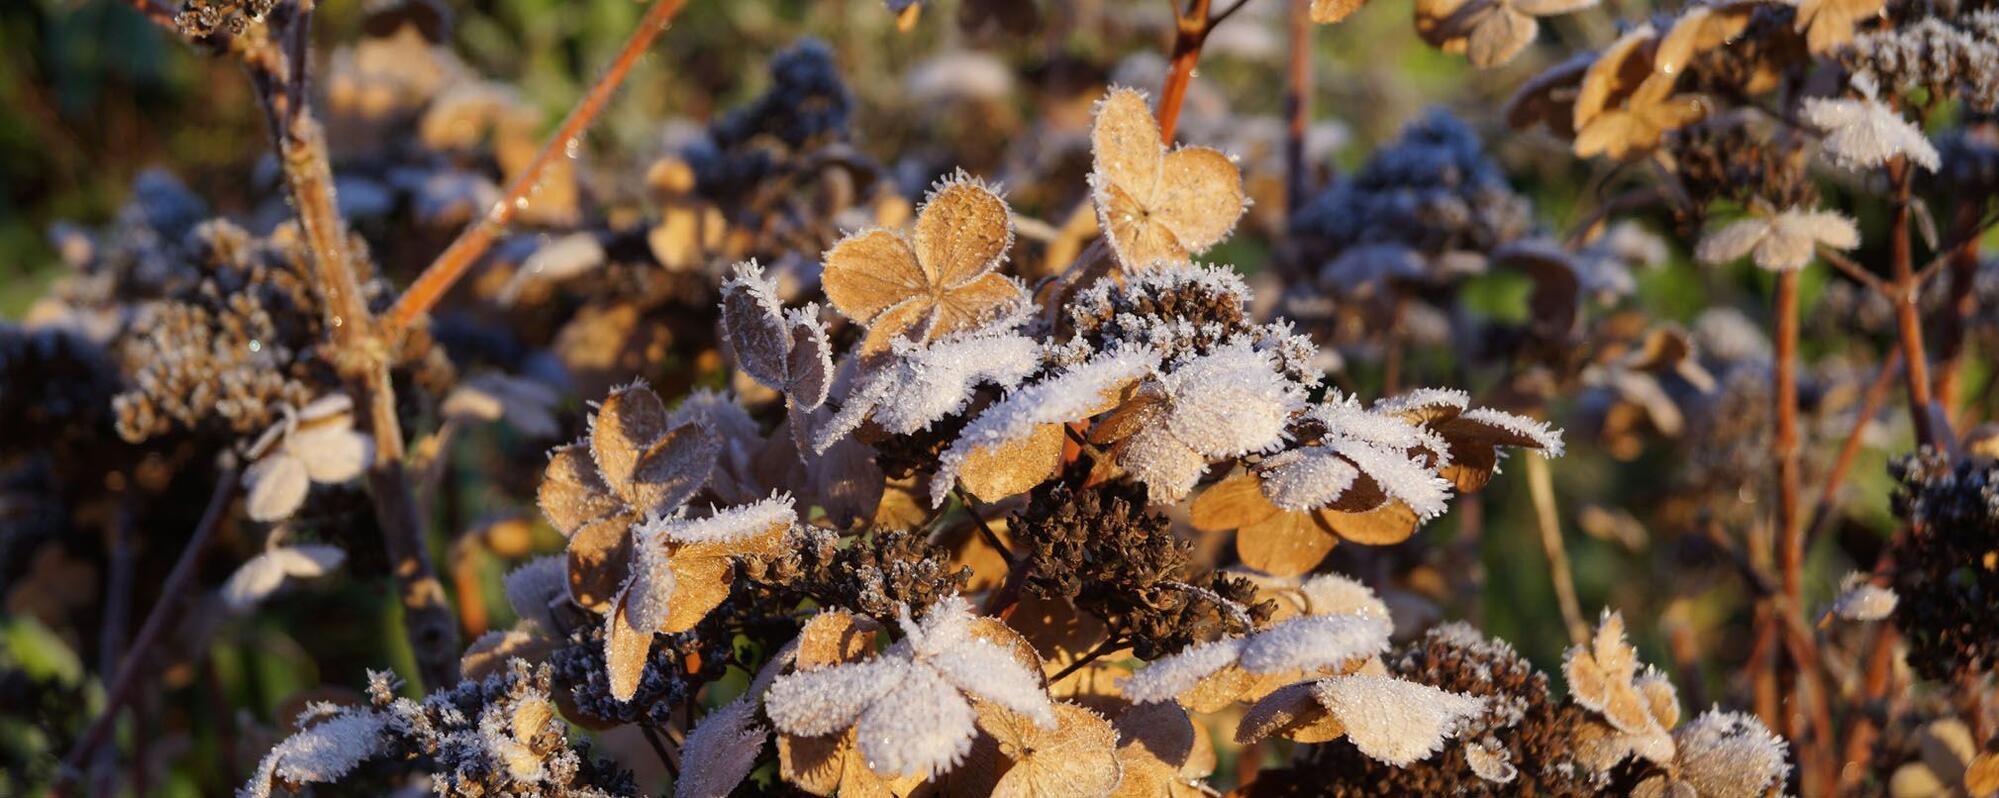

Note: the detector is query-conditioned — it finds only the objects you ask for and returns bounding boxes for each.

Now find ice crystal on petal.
[1803,92,1941,173]
[928,348,1158,504]
[819,326,1041,448]
[1297,574,1392,620]
[1120,638,1247,703]
[1158,342,1300,458]
[926,638,1058,727]
[675,696,769,798]
[1673,710,1791,797]
[1259,447,1362,511]
[1459,408,1567,458]
[1237,614,1393,674]
[1324,438,1454,518]
[656,494,796,545]
[766,657,909,736]
[1313,675,1484,766]
[238,711,387,798]
[855,663,980,778]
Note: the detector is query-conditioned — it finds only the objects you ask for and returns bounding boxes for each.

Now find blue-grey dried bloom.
[1840,11,1999,113]
[1293,110,1532,291]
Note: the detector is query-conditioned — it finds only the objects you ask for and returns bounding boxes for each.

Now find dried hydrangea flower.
[1121,574,1392,712]
[1803,81,1942,173]
[817,320,1043,453]
[1311,0,1366,23]
[1695,205,1860,272]
[240,394,374,523]
[926,348,1155,504]
[1830,571,1899,622]
[537,382,720,611]
[766,597,1057,781]
[1091,341,1303,503]
[1889,718,1999,797]
[1571,26,1708,159]
[1414,0,1599,68]
[1089,87,1248,271]
[222,541,345,612]
[948,701,1124,797]
[1563,610,1679,769]
[600,494,794,701]
[1632,710,1790,798]
[821,172,1026,356]
[720,260,832,414]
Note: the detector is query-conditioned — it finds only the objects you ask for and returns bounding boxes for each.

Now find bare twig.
[1816,247,1890,296]
[1802,349,1902,546]
[384,0,692,338]
[1886,158,1946,450]
[1774,270,1804,607]
[59,467,240,785]
[1156,0,1216,143]
[955,488,1016,568]
[1525,455,1587,646]
[1283,0,1313,215]
[1046,637,1131,684]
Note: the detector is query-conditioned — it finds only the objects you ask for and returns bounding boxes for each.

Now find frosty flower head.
[816,319,1043,456]
[1089,87,1248,272]
[240,394,374,523]
[1564,610,1680,768]
[820,171,1027,356]
[764,596,1057,781]
[1803,80,1942,173]
[1091,341,1304,503]
[1571,26,1709,159]
[1120,574,1393,712]
[1237,674,1486,766]
[538,382,721,611]
[1695,205,1859,272]
[1415,0,1600,68]
[1632,709,1790,798]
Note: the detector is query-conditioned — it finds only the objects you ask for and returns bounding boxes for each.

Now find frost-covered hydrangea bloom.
[1122,574,1394,712]
[1695,206,1860,272]
[1093,341,1305,502]
[1631,710,1791,798]
[927,347,1159,504]
[1563,610,1680,768]
[1803,80,1941,173]
[239,394,373,523]
[764,596,1057,779]
[816,314,1042,451]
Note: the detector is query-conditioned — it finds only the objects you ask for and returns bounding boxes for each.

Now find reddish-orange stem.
[384,0,689,337]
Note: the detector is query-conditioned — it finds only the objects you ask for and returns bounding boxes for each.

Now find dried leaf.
[1236,681,1346,745]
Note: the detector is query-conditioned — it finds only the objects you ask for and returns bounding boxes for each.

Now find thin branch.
[1816,247,1889,296]
[1283,0,1313,216]
[1155,0,1215,143]
[1526,455,1587,645]
[1802,348,1901,546]
[1885,158,1946,450]
[1774,270,1805,608]
[955,488,1016,568]
[384,0,692,337]
[59,467,240,784]
[1046,637,1130,684]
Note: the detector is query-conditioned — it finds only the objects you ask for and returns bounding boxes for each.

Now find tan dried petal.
[799,610,884,668]
[914,179,1014,286]
[1236,681,1347,745]
[982,701,1123,798]
[1316,501,1420,546]
[1637,672,1679,729]
[459,627,557,682]
[591,384,671,498]
[1188,471,1284,532]
[1089,88,1245,271]
[1966,751,1999,796]
[629,422,720,518]
[1178,663,1257,714]
[823,229,928,325]
[566,515,634,612]
[1236,510,1338,578]
[604,588,653,702]
[1112,701,1197,798]
[958,422,1066,502]
[657,553,735,634]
